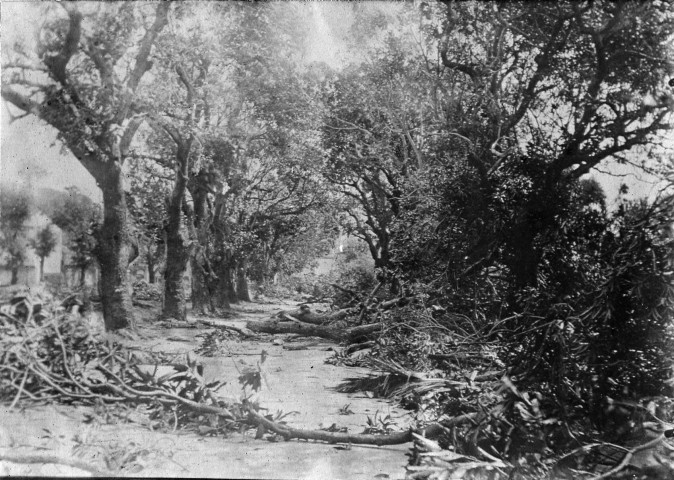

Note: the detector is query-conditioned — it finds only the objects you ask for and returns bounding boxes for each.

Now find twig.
[9,370,29,409]
[96,364,236,420]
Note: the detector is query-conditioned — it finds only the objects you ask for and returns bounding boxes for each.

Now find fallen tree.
[246,316,383,343]
[247,299,420,343]
[274,304,354,325]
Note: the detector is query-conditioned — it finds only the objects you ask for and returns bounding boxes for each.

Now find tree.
[320,40,426,279]
[0,187,32,285]
[416,0,674,288]
[51,187,101,287]
[175,2,326,310]
[2,2,170,330]
[30,225,57,282]
[127,161,170,284]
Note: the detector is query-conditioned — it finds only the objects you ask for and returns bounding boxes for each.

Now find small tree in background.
[30,225,57,282]
[0,187,32,285]
[52,187,102,286]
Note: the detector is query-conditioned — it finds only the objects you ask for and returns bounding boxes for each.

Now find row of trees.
[0,185,99,285]
[2,2,672,334]
[2,3,337,329]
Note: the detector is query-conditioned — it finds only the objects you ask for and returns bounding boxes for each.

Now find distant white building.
[0,209,98,288]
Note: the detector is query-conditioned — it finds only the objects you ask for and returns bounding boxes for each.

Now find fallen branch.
[245,405,476,446]
[283,341,320,351]
[247,318,383,343]
[198,320,255,338]
[276,305,354,325]
[247,318,344,341]
[0,452,110,477]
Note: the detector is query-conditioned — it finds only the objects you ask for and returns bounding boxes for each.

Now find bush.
[132,280,162,302]
[332,252,377,307]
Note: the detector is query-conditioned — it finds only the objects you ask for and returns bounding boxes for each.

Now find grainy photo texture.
[1,1,674,478]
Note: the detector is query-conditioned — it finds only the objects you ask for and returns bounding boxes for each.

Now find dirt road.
[0,301,413,479]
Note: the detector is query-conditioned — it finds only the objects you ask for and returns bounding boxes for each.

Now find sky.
[1,1,670,208]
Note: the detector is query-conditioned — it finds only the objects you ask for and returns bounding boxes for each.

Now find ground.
[0,300,413,479]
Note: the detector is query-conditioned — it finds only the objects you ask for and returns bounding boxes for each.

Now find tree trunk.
[236,262,251,302]
[97,168,135,331]
[162,141,192,322]
[147,251,156,284]
[162,221,190,320]
[39,257,45,282]
[212,259,235,308]
[187,174,216,315]
[225,261,238,303]
[80,265,87,286]
[10,267,18,285]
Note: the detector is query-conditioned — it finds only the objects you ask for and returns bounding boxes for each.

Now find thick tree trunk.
[225,261,238,304]
[162,222,189,320]
[191,256,212,314]
[162,141,192,322]
[187,176,215,314]
[147,252,156,284]
[213,260,235,308]
[98,169,135,331]
[236,262,251,302]
[507,208,543,289]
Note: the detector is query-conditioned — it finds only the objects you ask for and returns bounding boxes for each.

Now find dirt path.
[1,301,413,479]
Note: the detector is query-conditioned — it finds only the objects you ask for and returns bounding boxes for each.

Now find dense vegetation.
[2,1,673,478]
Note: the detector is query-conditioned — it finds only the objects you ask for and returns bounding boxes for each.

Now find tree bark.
[162,141,192,322]
[10,268,18,285]
[39,257,45,282]
[214,259,236,307]
[187,175,217,314]
[147,251,156,284]
[97,168,136,331]
[225,260,238,304]
[162,221,190,320]
[236,261,251,302]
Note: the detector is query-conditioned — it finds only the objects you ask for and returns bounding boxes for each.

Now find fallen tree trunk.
[275,305,354,325]
[276,297,417,326]
[246,318,383,343]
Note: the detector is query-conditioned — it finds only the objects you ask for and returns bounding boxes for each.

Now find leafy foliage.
[51,187,101,282]
[0,186,32,282]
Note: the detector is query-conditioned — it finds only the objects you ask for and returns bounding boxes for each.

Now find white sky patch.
[304,2,349,69]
